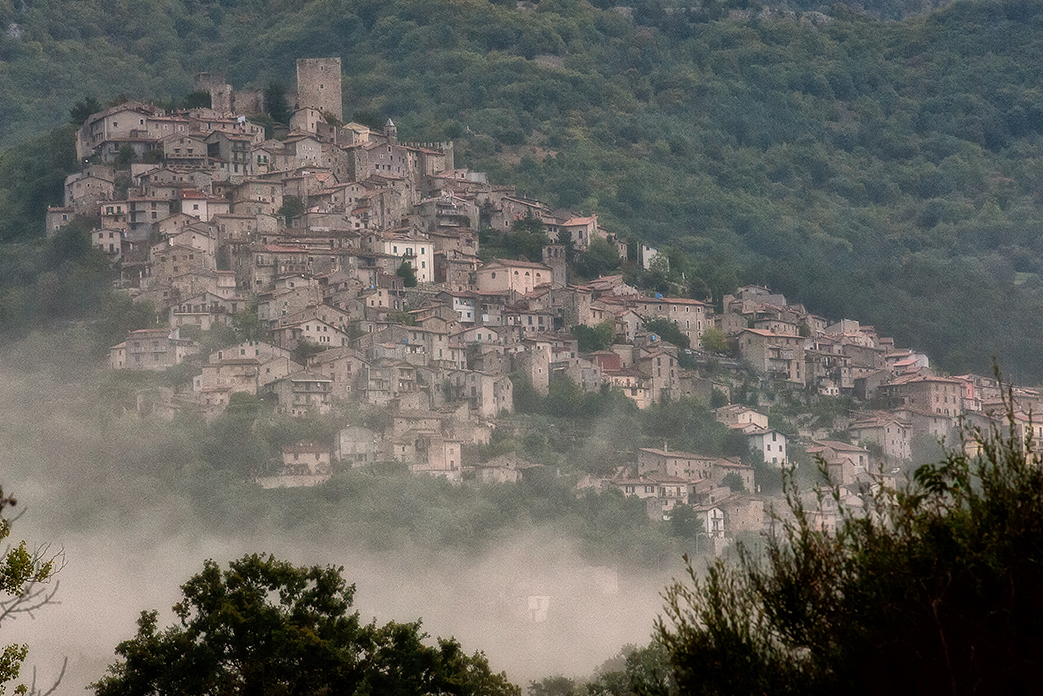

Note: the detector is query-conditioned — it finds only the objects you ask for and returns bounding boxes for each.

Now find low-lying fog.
[5,511,679,694]
[0,358,685,694]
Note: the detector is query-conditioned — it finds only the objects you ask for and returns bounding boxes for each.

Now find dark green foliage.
[572,320,616,352]
[643,319,689,350]
[277,195,305,225]
[203,392,269,479]
[667,504,703,540]
[0,220,142,349]
[500,214,548,262]
[575,237,620,279]
[529,675,577,696]
[720,471,745,493]
[658,399,1043,695]
[92,553,520,696]
[292,340,327,366]
[396,260,418,287]
[352,110,386,131]
[264,82,291,125]
[9,0,1043,377]
[0,126,78,242]
[699,328,729,355]
[180,91,211,109]
[545,378,639,420]
[70,97,103,126]
[509,371,543,413]
[232,309,264,341]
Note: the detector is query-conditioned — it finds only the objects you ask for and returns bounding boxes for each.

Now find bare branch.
[27,656,67,696]
[0,579,61,624]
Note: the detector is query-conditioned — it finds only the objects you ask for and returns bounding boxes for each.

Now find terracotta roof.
[486,258,552,270]
[639,447,711,459]
[562,216,596,226]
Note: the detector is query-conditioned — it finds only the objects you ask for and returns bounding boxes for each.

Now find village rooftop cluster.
[47,57,1043,550]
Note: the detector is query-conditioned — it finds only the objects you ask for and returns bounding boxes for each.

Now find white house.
[748,428,788,466]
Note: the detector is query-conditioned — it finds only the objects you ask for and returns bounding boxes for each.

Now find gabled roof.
[484,258,552,270]
[639,447,712,460]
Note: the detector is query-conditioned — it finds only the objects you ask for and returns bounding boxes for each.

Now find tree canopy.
[92,553,520,696]
[657,397,1043,695]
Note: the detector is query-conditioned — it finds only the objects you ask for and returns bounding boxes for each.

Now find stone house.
[257,284,324,326]
[805,440,872,486]
[45,207,74,237]
[637,345,681,404]
[372,229,435,283]
[232,179,283,217]
[557,215,598,251]
[723,497,765,534]
[76,101,158,160]
[604,368,653,409]
[92,228,125,258]
[169,291,243,330]
[336,425,380,466]
[271,318,350,350]
[411,435,463,480]
[265,370,333,416]
[161,134,208,167]
[308,346,368,401]
[205,130,253,178]
[880,375,965,418]
[473,453,538,484]
[714,405,769,431]
[748,428,788,466]
[692,504,727,538]
[848,414,912,462]
[65,173,115,213]
[738,329,807,386]
[475,259,552,297]
[638,448,717,480]
[109,328,198,371]
[632,296,712,347]
[712,459,756,492]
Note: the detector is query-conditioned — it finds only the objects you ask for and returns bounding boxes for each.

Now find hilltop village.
[48,57,1042,553]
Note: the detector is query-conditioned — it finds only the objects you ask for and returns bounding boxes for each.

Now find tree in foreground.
[658,393,1043,695]
[0,489,64,696]
[92,553,519,696]
[530,642,677,696]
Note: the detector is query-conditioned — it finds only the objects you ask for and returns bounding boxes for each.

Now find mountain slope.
[3,0,1043,380]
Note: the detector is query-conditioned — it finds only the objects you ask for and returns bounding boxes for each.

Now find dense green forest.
[3,0,1043,381]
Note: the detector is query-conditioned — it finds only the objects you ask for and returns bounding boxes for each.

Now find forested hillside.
[3,0,1043,380]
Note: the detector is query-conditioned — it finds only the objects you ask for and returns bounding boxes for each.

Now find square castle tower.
[296,57,343,122]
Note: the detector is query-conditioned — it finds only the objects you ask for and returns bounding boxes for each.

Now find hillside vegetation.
[2,0,1043,380]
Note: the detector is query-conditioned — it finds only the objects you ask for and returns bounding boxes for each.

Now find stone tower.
[543,243,567,288]
[296,57,343,122]
[194,72,233,114]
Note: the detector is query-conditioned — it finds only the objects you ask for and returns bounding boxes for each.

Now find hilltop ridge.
[3,0,1043,382]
